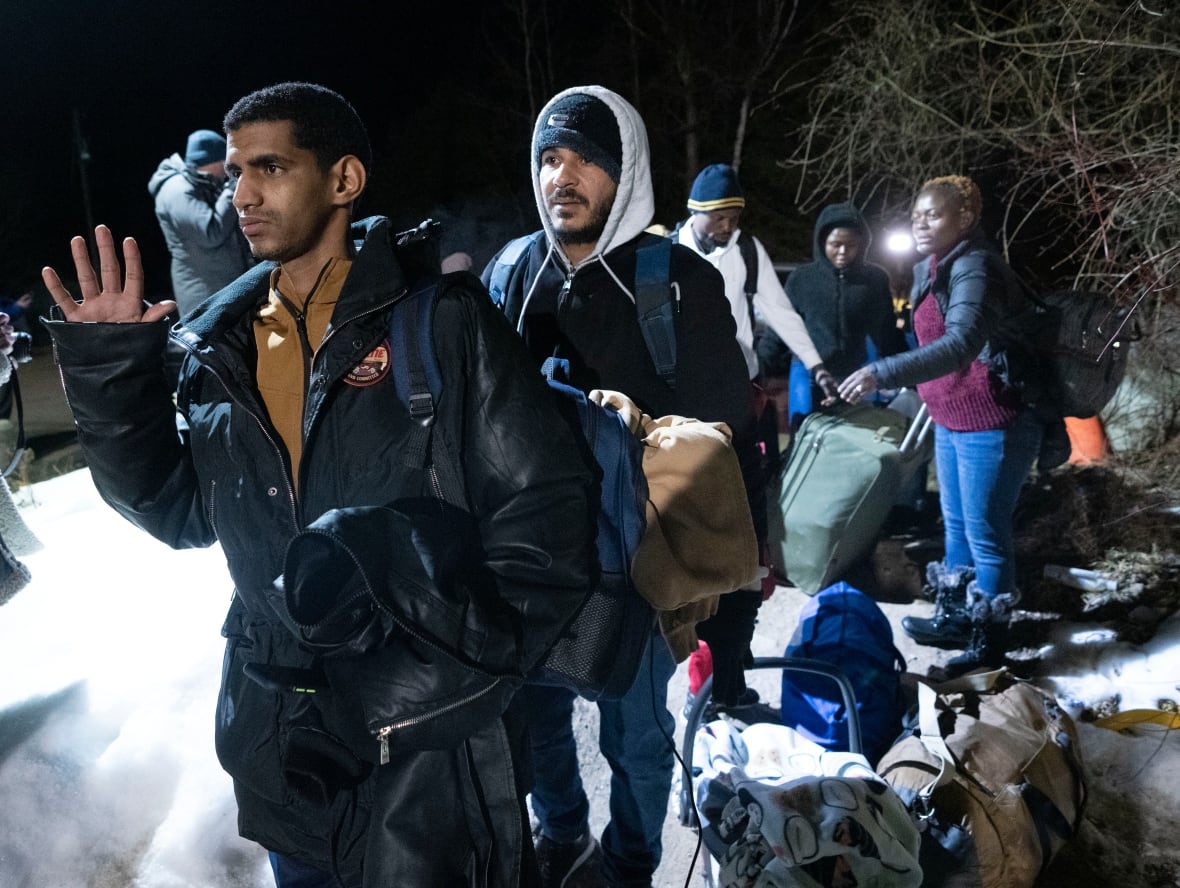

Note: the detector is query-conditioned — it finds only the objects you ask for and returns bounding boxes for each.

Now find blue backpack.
[389,225,657,700]
[780,581,906,765]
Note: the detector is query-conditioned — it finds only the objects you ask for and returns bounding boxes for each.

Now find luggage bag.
[774,400,932,596]
[876,668,1087,887]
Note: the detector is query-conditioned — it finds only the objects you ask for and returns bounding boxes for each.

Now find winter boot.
[901,563,975,649]
[942,586,1015,679]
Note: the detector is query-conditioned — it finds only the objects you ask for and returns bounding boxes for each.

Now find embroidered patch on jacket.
[345,339,391,387]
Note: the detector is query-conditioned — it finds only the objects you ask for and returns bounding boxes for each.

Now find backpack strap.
[487,232,543,311]
[738,234,759,330]
[633,237,677,388]
[391,278,441,466]
[389,274,466,508]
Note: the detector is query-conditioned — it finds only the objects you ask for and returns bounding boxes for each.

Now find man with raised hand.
[42,81,595,888]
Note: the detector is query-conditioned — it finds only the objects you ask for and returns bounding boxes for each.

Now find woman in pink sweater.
[838,176,1042,677]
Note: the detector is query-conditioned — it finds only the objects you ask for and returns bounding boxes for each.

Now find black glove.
[695,589,762,707]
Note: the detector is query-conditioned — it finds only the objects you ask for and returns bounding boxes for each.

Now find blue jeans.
[269,852,356,888]
[934,411,1042,599]
[524,630,677,886]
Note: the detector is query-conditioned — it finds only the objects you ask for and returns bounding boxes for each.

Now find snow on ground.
[0,469,270,888]
[0,468,1177,887]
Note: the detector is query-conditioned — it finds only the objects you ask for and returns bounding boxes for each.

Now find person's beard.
[551,188,611,246]
[695,231,718,253]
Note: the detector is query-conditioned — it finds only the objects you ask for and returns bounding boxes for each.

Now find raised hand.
[41,225,176,324]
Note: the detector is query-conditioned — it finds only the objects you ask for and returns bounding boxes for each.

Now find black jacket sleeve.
[869,246,1008,390]
[42,317,214,549]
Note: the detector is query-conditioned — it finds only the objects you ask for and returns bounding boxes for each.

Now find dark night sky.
[1,1,509,299]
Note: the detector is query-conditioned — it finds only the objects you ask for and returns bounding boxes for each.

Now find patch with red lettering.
[345,339,391,386]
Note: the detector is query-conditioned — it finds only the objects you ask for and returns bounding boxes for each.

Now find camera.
[10,331,33,365]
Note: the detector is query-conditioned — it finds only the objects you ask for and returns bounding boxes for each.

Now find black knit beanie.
[687,164,746,212]
[535,93,622,183]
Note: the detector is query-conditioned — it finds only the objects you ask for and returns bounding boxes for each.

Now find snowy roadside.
[0,468,1176,887]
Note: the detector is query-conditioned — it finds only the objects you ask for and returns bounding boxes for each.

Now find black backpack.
[393,222,658,700]
[989,285,1136,420]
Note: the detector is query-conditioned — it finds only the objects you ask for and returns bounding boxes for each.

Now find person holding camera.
[0,307,40,606]
[0,310,32,421]
[148,129,256,318]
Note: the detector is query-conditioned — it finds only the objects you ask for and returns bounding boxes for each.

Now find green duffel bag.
[775,402,930,596]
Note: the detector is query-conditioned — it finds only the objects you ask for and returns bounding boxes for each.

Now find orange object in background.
[1065,415,1112,464]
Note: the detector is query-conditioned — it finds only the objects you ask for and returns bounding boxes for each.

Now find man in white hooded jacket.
[673,163,833,395]
[483,86,762,888]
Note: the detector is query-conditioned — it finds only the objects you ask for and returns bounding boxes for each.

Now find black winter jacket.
[868,231,1022,391]
[46,216,595,887]
[483,228,766,690]
[485,230,754,440]
[785,202,905,379]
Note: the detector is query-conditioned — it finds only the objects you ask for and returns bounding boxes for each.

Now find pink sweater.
[913,293,1022,431]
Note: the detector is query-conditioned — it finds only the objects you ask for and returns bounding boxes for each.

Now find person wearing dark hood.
[483,86,761,888]
[784,202,905,428]
[839,175,1043,679]
[43,82,596,888]
[147,128,255,318]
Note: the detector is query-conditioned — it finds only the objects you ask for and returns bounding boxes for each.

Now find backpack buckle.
[409,392,434,421]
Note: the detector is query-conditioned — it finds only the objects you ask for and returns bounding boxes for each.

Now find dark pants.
[269,852,354,888]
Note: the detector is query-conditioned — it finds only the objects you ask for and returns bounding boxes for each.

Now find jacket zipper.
[291,530,508,765]
[557,270,576,313]
[428,464,446,501]
[376,682,503,765]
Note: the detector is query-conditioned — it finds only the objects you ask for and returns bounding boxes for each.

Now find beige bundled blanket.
[591,391,760,661]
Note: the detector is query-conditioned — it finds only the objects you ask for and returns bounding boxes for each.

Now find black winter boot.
[943,590,1014,679]
[902,564,975,649]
